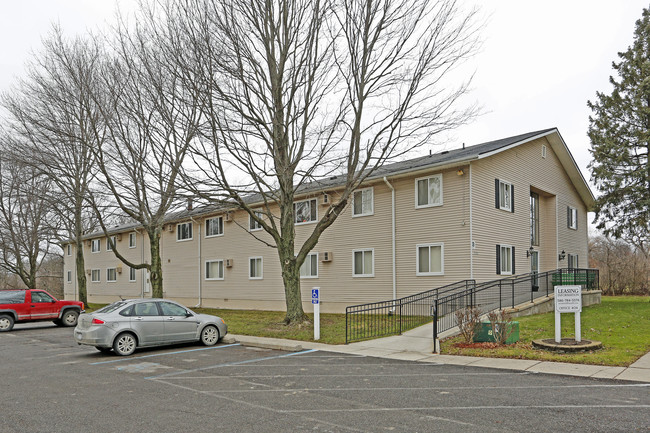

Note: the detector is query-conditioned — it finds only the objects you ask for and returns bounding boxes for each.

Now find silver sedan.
[74,299,228,356]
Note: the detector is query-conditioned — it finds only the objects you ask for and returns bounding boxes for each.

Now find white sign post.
[554,285,582,343]
[312,287,320,341]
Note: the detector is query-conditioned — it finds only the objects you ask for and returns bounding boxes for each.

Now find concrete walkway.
[225,322,650,383]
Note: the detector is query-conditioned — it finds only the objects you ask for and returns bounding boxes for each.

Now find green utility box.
[473,321,519,344]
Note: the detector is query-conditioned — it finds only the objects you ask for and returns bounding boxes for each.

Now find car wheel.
[61,310,79,327]
[0,314,14,332]
[113,333,137,356]
[95,347,112,354]
[200,325,219,346]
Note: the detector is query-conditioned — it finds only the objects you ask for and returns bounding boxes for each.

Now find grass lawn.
[440,296,650,366]
[86,303,348,345]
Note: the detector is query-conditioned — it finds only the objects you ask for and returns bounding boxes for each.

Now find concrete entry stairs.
[345,268,600,345]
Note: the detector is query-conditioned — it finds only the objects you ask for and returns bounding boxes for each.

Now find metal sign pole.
[312,287,320,341]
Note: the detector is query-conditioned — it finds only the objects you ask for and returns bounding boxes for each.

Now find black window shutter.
[567,206,571,228]
[575,209,578,230]
[496,244,501,274]
[510,185,514,213]
[512,246,516,274]
[495,179,500,209]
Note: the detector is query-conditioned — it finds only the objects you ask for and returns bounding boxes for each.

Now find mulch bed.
[453,342,506,349]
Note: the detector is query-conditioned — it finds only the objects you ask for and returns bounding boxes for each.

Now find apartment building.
[63,128,593,313]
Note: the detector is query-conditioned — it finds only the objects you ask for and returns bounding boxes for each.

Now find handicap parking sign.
[311,288,319,304]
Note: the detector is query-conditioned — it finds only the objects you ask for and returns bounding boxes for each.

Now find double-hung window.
[353,249,374,277]
[107,236,116,252]
[415,174,443,208]
[352,188,373,217]
[91,269,101,282]
[416,243,444,276]
[567,206,577,230]
[495,179,514,212]
[177,222,193,241]
[496,244,515,275]
[250,211,263,231]
[249,257,263,279]
[107,268,117,282]
[67,244,71,256]
[91,239,101,253]
[67,270,72,283]
[568,254,579,269]
[294,199,317,224]
[206,260,225,280]
[129,267,136,282]
[206,217,224,237]
[300,253,318,278]
[129,232,136,248]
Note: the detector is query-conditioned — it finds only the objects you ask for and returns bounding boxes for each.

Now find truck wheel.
[0,314,14,332]
[60,310,79,327]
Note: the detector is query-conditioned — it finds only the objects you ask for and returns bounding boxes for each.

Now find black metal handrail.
[345,280,475,343]
[344,268,599,345]
[431,268,600,343]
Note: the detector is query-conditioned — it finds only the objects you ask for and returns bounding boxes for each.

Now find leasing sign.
[554,285,582,313]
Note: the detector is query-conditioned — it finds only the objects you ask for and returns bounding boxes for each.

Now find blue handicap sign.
[311,289,319,304]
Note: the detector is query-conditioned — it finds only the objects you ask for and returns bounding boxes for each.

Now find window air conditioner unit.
[321,251,333,262]
[225,259,234,268]
[116,267,122,274]
[224,212,233,222]
[322,193,330,205]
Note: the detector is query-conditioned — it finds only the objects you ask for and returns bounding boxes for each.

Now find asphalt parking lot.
[1,323,649,433]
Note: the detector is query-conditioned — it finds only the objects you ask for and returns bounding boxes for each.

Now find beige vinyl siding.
[393,167,471,296]
[67,134,591,311]
[470,137,588,280]
[75,230,151,303]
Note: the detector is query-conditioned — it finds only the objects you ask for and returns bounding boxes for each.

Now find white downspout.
[469,163,473,280]
[191,217,202,308]
[383,177,396,301]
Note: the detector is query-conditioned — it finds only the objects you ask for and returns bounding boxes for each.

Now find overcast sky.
[0,0,647,193]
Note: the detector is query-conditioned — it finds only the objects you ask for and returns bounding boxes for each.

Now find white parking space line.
[283,404,650,413]
[145,348,318,379]
[188,383,650,393]
[160,371,529,380]
[89,343,240,365]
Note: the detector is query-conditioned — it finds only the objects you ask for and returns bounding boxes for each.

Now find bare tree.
[589,236,649,295]
[86,5,204,298]
[172,0,481,323]
[0,152,59,290]
[1,27,103,304]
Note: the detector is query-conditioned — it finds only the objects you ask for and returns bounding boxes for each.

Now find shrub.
[455,306,482,343]
[487,309,515,345]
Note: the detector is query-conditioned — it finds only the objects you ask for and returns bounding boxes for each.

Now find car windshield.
[0,291,25,303]
[95,301,128,314]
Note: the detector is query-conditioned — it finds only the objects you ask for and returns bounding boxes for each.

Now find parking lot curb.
[228,334,304,352]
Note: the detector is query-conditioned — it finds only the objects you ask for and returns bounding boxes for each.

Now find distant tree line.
[589,236,649,296]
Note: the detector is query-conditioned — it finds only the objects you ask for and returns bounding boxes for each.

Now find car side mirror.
[185,312,193,317]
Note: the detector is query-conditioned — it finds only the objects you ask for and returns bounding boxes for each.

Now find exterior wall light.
[558,249,566,261]
[526,246,535,257]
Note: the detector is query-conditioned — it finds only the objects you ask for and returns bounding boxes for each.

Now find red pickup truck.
[0,289,85,332]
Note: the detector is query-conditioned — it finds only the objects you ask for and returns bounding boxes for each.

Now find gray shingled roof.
[81,128,558,239]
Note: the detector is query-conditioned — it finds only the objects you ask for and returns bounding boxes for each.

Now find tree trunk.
[148,227,164,298]
[280,253,307,324]
[75,237,87,305]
